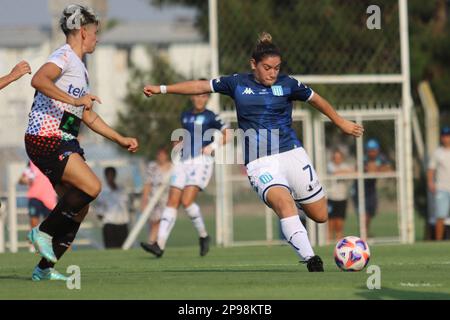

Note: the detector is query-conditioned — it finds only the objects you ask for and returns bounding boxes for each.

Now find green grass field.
[1,241,449,300]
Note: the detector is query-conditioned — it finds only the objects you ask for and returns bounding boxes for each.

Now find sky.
[0,0,197,27]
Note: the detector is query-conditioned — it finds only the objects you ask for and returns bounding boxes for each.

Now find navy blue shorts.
[25,135,85,187]
[28,198,51,218]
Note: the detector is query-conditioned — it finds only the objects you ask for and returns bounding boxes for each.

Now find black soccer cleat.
[140,242,164,258]
[199,236,210,257]
[306,255,324,272]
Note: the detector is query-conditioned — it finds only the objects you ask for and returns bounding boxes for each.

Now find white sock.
[157,207,177,250]
[280,215,314,262]
[185,203,208,238]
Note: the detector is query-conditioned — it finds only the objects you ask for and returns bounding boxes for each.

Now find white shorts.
[246,147,325,207]
[170,155,214,191]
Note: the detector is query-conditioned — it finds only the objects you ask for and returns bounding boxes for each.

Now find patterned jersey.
[26,44,89,141]
[210,73,314,164]
[144,161,171,204]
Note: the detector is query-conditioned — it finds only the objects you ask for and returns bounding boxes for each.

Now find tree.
[115,52,190,160]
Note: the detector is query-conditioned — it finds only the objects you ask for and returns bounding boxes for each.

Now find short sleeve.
[47,47,70,73]
[288,77,314,102]
[210,112,229,131]
[210,74,239,97]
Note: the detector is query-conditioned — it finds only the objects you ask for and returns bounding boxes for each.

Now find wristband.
[160,85,167,94]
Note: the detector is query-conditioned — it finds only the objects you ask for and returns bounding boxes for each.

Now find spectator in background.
[427,126,450,241]
[95,167,130,248]
[19,161,57,252]
[327,149,354,242]
[353,139,393,237]
[140,146,173,245]
[0,61,31,90]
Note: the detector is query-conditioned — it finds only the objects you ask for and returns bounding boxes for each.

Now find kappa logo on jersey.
[242,87,255,95]
[271,86,284,96]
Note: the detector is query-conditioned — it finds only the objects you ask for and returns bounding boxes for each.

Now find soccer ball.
[334,236,370,271]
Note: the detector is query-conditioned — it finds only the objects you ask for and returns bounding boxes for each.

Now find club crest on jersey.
[242,87,255,95]
[194,115,205,125]
[271,85,284,96]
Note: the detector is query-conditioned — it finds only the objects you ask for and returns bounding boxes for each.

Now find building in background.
[0,0,210,192]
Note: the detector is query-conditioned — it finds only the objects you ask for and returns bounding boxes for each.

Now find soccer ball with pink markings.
[334,236,370,271]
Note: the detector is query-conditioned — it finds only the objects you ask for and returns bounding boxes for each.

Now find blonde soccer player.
[25,4,138,281]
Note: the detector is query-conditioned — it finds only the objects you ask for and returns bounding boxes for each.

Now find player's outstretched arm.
[143,80,212,97]
[308,93,364,138]
[31,63,101,110]
[82,109,139,153]
[0,61,32,90]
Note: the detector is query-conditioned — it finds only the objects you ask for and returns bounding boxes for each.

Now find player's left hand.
[338,119,364,137]
[143,85,160,97]
[119,137,139,153]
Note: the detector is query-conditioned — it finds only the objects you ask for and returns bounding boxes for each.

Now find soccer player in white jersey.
[143,33,364,271]
[0,61,31,91]
[140,89,229,257]
[25,4,138,281]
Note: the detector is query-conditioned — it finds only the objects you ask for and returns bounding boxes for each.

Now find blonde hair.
[60,4,99,35]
